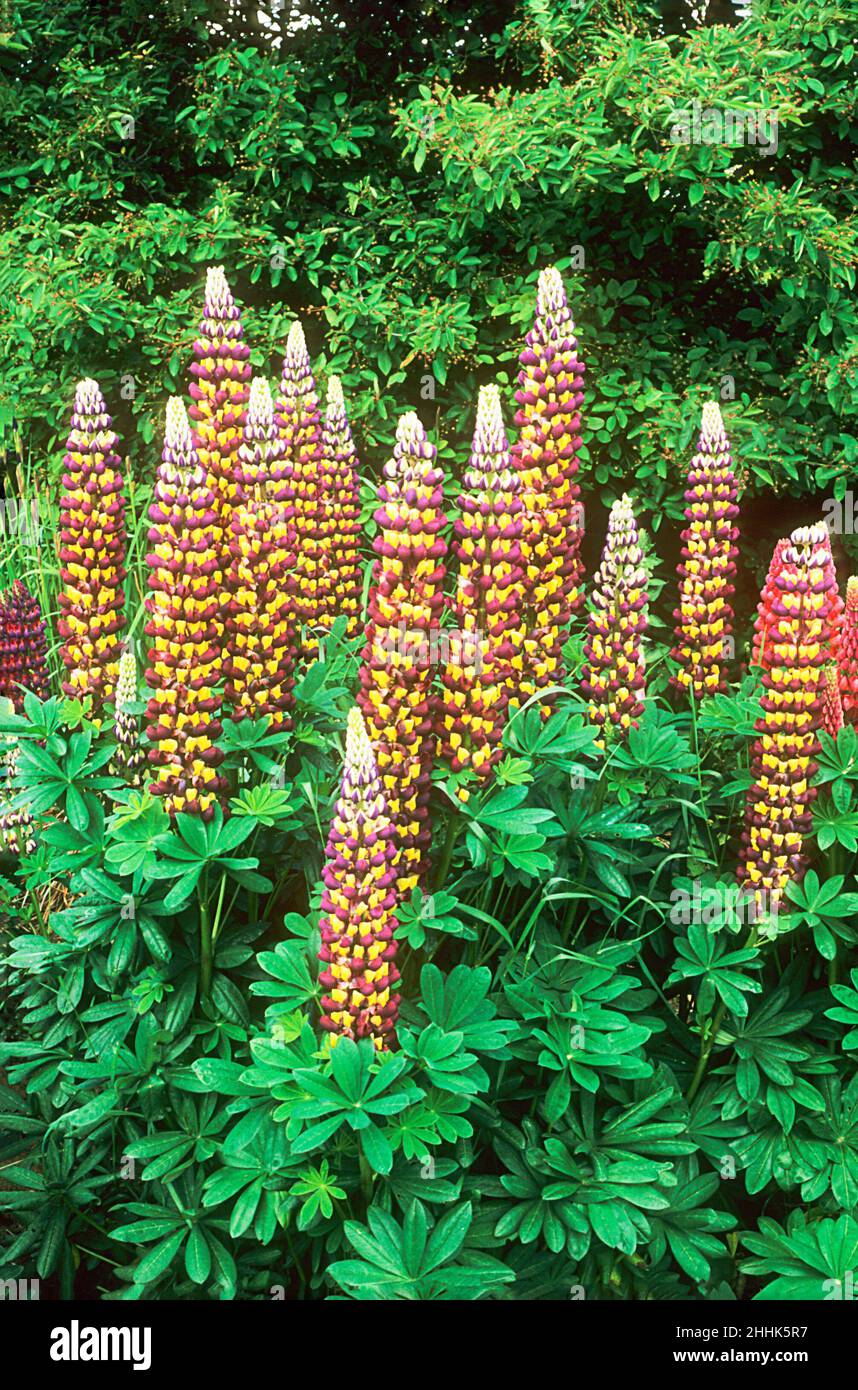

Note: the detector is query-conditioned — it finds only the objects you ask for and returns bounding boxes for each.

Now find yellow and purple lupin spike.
[438,384,526,793]
[580,494,648,744]
[358,411,447,901]
[670,401,740,699]
[57,378,127,711]
[275,321,328,655]
[317,707,401,1050]
[513,266,586,707]
[188,266,251,537]
[319,375,363,640]
[144,398,227,819]
[224,377,297,729]
[738,523,837,910]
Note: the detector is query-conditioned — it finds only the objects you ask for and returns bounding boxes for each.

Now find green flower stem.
[210,871,229,947]
[432,811,461,892]
[358,1150,374,1213]
[685,999,727,1105]
[198,876,214,1000]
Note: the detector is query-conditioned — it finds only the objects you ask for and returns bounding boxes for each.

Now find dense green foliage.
[2,0,857,530]
[3,659,858,1300]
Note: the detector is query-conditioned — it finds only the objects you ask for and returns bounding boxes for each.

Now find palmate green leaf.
[645,1170,736,1284]
[741,1212,858,1300]
[668,922,762,1017]
[329,1199,511,1299]
[185,1227,212,1285]
[825,967,858,1049]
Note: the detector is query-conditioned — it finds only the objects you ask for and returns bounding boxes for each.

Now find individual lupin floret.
[737,523,837,910]
[144,398,227,819]
[275,321,328,654]
[317,707,401,1050]
[670,401,739,699]
[57,379,127,710]
[225,377,297,728]
[839,577,858,719]
[580,495,648,744]
[358,411,447,900]
[319,375,363,639]
[437,385,526,789]
[188,266,251,534]
[112,647,145,783]
[513,266,586,705]
[0,580,50,710]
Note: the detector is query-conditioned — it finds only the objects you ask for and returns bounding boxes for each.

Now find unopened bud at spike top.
[358,411,447,900]
[144,398,227,819]
[317,707,401,1049]
[57,379,128,710]
[513,266,586,708]
[318,375,363,639]
[580,495,648,744]
[225,376,298,728]
[438,385,526,791]
[737,522,836,910]
[670,401,740,699]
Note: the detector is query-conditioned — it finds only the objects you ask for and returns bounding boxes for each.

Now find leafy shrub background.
[2,0,858,1306]
[2,0,857,537]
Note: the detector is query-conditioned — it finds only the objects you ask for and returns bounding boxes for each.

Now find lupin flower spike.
[438,385,526,792]
[670,401,739,699]
[0,581,50,711]
[0,746,35,855]
[225,376,297,728]
[57,379,127,709]
[822,664,844,740]
[580,495,648,744]
[317,707,401,1050]
[839,577,858,719]
[358,411,447,900]
[144,398,227,819]
[112,647,145,783]
[188,267,251,538]
[513,265,586,706]
[738,522,837,910]
[275,321,328,654]
[319,375,363,639]
[751,537,788,670]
